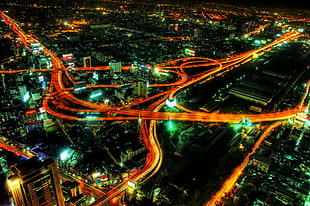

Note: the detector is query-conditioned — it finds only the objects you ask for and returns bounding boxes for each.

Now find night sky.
[220,0,308,9]
[182,0,309,10]
[1,0,309,10]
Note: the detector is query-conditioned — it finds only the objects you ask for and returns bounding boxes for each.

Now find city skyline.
[0,1,309,206]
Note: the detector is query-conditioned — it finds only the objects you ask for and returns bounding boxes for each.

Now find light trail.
[1,11,306,206]
[204,121,283,206]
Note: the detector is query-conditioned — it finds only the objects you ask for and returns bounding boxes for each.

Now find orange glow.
[72,20,88,25]
[242,23,270,38]
[1,10,307,206]
[109,197,119,205]
[239,144,245,150]
[25,109,36,115]
[205,122,282,206]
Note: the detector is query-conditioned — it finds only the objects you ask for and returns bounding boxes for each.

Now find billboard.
[67,62,75,69]
[185,48,195,56]
[74,81,86,91]
[31,43,40,48]
[62,54,73,60]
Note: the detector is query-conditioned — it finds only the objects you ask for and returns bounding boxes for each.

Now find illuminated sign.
[92,172,101,179]
[32,49,42,55]
[38,76,44,82]
[31,43,40,48]
[25,109,37,115]
[62,54,73,60]
[90,90,102,99]
[185,48,195,56]
[99,174,107,179]
[67,62,75,68]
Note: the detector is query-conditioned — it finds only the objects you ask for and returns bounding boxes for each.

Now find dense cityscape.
[0,0,309,206]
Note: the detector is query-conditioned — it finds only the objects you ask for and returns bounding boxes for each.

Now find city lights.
[0,2,308,206]
[90,91,103,99]
[60,150,69,161]
[8,178,20,187]
[166,99,176,108]
[185,48,195,56]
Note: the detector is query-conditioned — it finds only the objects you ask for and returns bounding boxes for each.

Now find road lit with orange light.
[204,121,283,206]
[1,10,308,206]
[0,136,33,159]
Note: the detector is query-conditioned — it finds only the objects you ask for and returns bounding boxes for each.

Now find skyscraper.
[193,28,199,38]
[8,157,65,206]
[109,60,122,75]
[134,80,148,97]
[83,56,91,67]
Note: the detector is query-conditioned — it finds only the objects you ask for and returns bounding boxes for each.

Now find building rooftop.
[10,157,55,178]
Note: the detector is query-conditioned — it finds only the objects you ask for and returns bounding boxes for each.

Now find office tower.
[8,157,65,206]
[83,56,91,67]
[193,28,199,38]
[18,85,29,103]
[62,180,85,206]
[109,60,122,75]
[134,80,148,97]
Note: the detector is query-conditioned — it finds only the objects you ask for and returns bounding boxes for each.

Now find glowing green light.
[89,197,96,204]
[185,48,195,56]
[60,150,69,161]
[254,40,261,45]
[234,124,240,129]
[305,194,310,206]
[168,120,175,130]
[90,92,102,99]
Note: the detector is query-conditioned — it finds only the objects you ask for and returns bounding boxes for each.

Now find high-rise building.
[109,60,122,75]
[83,56,91,67]
[62,180,85,206]
[193,28,199,38]
[23,109,43,133]
[134,80,148,97]
[8,157,65,206]
[18,85,29,103]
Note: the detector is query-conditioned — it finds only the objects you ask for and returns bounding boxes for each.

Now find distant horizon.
[0,0,309,10]
[205,0,306,9]
[150,0,310,10]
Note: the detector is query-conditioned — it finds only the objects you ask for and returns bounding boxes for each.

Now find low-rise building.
[249,155,271,173]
